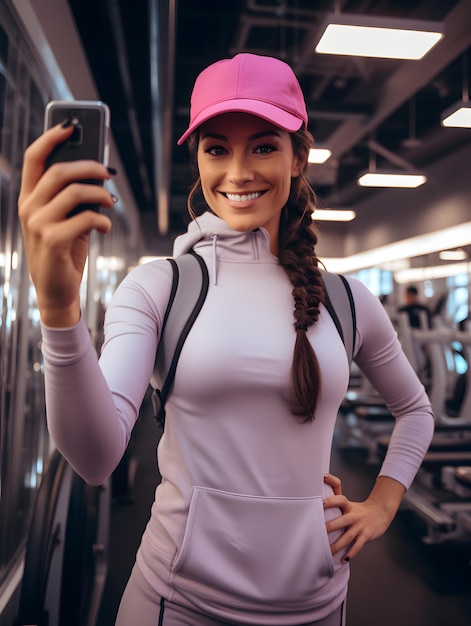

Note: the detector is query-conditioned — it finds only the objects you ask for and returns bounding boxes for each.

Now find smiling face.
[197,112,301,253]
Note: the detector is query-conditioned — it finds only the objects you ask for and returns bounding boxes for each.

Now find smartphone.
[44,100,110,216]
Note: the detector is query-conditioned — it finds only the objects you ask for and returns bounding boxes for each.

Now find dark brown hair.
[186,126,325,421]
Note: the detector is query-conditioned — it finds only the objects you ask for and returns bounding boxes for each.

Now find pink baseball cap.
[177,53,308,145]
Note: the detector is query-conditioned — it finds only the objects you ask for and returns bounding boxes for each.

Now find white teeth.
[225,192,262,202]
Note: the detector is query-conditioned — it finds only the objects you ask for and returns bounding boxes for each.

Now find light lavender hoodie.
[41,212,434,623]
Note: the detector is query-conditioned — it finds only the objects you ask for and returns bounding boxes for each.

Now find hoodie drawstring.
[251,230,261,260]
[212,233,218,285]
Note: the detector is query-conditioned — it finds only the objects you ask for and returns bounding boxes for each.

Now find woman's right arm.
[18,124,163,484]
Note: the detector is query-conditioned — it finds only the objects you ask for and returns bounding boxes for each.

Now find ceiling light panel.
[313,209,356,222]
[439,249,468,261]
[315,14,443,60]
[441,102,471,128]
[357,171,427,188]
[308,148,332,164]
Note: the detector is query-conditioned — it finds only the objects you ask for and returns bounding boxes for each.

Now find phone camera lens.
[70,122,83,145]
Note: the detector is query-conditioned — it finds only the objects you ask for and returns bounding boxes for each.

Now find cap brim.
[177,98,305,145]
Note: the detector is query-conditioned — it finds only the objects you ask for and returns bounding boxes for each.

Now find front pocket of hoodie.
[172,487,335,604]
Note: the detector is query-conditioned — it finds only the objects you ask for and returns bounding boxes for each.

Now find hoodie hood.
[172,212,278,283]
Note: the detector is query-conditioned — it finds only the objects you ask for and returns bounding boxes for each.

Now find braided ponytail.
[278,127,326,422]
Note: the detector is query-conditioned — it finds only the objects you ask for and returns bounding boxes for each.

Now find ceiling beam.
[107,0,153,204]
[149,0,177,236]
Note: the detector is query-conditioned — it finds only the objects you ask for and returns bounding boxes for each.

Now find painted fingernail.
[61,118,72,128]
[343,556,350,563]
[107,166,117,175]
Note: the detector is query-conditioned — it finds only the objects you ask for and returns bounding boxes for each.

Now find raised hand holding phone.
[18,102,116,327]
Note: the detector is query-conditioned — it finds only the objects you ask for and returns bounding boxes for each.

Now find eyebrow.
[200,130,282,141]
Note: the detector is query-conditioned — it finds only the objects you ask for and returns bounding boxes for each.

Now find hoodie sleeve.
[348,277,435,489]
[41,260,174,485]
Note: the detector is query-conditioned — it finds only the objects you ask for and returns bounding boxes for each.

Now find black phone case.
[44,101,110,216]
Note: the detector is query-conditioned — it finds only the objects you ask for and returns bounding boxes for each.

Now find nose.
[227,153,254,185]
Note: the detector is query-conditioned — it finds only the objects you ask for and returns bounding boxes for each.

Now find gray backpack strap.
[321,270,356,366]
[151,251,209,426]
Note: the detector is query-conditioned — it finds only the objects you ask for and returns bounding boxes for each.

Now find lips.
[224,191,265,202]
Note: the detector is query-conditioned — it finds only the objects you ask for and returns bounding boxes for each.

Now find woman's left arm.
[324,277,435,561]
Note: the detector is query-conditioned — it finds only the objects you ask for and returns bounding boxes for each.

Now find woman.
[19,53,434,625]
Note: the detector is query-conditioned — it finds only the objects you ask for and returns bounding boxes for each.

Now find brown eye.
[205,145,227,156]
[254,144,276,154]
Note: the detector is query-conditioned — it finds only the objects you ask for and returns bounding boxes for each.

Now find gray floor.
[97,402,471,626]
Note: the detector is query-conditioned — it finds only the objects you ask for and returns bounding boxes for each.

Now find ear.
[291,154,303,178]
